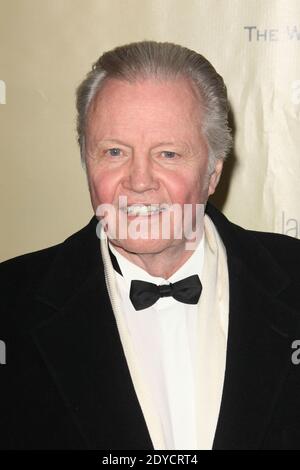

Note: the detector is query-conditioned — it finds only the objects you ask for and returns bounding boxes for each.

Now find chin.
[109,238,175,255]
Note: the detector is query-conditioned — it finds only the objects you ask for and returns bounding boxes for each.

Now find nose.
[122,153,160,193]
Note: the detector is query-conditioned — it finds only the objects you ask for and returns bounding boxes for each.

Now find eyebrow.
[94,139,185,151]
[151,142,190,152]
[152,142,177,147]
[96,139,131,147]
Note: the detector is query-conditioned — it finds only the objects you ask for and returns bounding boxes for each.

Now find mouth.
[120,204,169,216]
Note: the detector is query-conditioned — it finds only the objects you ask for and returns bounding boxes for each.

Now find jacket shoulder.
[0,244,61,293]
[249,230,300,278]
[0,244,63,339]
[0,217,98,334]
[0,216,97,292]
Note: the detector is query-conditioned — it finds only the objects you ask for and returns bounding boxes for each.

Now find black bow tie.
[108,244,202,311]
[129,275,202,311]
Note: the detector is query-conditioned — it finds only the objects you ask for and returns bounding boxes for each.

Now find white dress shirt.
[109,238,205,450]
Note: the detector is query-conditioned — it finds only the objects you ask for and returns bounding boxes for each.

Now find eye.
[161,151,177,159]
[107,148,122,157]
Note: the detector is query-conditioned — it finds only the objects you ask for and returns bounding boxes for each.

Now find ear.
[208,159,223,196]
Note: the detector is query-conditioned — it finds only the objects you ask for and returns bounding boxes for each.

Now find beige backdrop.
[1,0,300,261]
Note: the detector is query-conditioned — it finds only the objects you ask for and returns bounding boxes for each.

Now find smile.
[121,204,168,216]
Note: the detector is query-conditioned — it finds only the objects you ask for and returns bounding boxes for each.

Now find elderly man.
[1,41,300,450]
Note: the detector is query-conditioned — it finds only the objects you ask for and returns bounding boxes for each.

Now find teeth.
[123,204,166,216]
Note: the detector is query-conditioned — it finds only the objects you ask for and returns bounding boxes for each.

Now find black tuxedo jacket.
[1,203,300,450]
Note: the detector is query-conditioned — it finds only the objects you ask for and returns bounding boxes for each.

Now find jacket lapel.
[206,204,299,449]
[31,217,154,450]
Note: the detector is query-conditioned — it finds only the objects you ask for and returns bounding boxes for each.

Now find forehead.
[91,74,201,100]
[86,77,204,143]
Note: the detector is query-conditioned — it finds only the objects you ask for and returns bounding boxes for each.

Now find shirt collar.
[108,236,205,288]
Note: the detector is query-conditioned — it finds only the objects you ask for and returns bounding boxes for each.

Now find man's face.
[85,77,222,254]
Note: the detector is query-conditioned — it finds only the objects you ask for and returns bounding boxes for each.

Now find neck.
[109,240,200,279]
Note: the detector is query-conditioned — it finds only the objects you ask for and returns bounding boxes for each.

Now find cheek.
[87,167,121,205]
[164,170,205,204]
